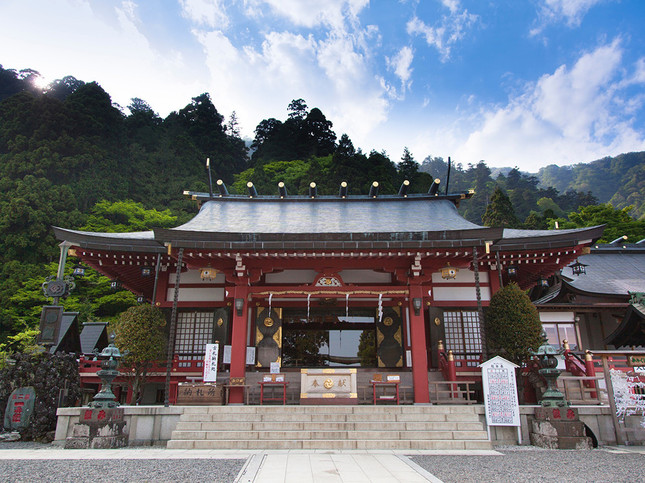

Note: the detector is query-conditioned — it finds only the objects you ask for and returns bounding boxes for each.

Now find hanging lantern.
[72,265,86,277]
[537,277,549,288]
[440,263,459,280]
[568,259,588,276]
[507,265,518,278]
[200,267,218,280]
[140,266,152,277]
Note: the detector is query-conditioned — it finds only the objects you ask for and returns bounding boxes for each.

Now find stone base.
[530,407,592,449]
[63,408,128,449]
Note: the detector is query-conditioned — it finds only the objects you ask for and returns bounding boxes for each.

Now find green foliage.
[282,330,327,366]
[358,330,376,367]
[113,305,167,403]
[482,186,521,228]
[81,199,177,232]
[0,352,81,440]
[549,204,645,243]
[484,283,544,366]
[536,152,645,218]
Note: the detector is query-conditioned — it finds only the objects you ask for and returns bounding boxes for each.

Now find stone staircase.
[167,405,492,450]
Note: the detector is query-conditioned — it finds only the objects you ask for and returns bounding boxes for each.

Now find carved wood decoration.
[376,306,403,367]
[255,307,282,367]
[212,307,229,345]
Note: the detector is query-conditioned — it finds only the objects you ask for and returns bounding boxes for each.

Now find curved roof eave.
[53,227,165,253]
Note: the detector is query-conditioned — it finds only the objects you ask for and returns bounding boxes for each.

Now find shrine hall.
[53,181,604,405]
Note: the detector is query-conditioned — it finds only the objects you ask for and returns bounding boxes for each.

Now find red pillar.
[228,284,249,403]
[409,284,430,403]
[489,268,501,296]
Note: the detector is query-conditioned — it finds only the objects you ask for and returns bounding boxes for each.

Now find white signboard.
[270,361,280,374]
[246,347,255,365]
[223,345,232,364]
[203,343,219,382]
[480,356,520,427]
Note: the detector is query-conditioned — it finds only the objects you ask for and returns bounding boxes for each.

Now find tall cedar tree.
[484,283,544,366]
[482,186,521,228]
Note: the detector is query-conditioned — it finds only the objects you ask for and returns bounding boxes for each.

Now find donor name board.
[480,356,520,427]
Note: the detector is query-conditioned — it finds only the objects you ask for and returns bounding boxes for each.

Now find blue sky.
[1,0,644,171]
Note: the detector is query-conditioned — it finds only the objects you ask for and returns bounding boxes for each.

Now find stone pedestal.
[530,407,592,449]
[64,408,128,449]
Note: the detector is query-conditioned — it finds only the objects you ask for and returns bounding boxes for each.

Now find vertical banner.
[203,343,219,382]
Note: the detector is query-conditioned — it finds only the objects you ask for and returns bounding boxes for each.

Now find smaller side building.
[534,243,645,350]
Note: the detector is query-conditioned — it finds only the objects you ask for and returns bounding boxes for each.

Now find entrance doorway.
[281,308,376,367]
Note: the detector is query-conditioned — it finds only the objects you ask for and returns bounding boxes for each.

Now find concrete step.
[167,405,490,451]
[174,420,486,432]
[167,439,492,450]
[171,429,489,441]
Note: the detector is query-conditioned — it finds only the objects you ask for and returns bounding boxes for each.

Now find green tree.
[482,186,520,228]
[113,305,167,404]
[551,203,645,243]
[81,199,177,233]
[484,283,544,366]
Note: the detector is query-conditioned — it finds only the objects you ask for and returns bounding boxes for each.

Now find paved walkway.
[0,448,496,482]
[1,446,644,482]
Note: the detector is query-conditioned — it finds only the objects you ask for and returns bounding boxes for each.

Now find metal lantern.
[568,259,587,276]
[507,265,518,278]
[200,267,218,280]
[440,264,458,280]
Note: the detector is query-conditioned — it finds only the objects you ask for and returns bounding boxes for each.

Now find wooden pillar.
[164,248,183,407]
[409,284,430,403]
[228,284,249,404]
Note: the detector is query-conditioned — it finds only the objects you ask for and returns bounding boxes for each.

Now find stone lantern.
[531,339,567,408]
[89,335,123,409]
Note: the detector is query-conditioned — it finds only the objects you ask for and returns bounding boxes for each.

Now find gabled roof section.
[80,321,109,355]
[562,251,645,296]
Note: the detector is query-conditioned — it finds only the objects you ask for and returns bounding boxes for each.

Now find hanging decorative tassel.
[378,293,383,322]
[268,293,273,316]
[307,293,311,321]
[345,293,349,319]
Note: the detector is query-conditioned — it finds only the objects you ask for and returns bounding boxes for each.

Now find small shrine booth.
[54,184,603,404]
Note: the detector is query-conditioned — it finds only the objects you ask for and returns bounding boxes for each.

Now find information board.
[480,356,520,427]
[203,343,219,382]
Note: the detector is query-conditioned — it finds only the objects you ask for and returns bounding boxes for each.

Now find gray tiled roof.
[564,253,645,295]
[173,198,482,234]
[80,322,108,354]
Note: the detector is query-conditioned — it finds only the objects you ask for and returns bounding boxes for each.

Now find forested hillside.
[536,152,645,220]
[0,63,643,348]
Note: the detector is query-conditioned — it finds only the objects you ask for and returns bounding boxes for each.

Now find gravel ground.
[0,459,245,483]
[0,442,245,482]
[410,447,645,483]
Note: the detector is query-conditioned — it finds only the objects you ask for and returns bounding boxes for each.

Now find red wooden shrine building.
[54,182,603,404]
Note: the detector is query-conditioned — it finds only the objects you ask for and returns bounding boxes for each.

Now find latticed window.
[174,311,214,366]
[443,311,482,367]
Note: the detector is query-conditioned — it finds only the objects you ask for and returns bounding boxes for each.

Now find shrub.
[484,282,544,366]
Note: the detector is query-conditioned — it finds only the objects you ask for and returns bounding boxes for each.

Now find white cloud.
[180,0,229,29]
[406,1,477,62]
[531,0,609,35]
[250,0,369,31]
[453,40,645,169]
[196,24,389,145]
[0,0,207,115]
[386,46,414,96]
